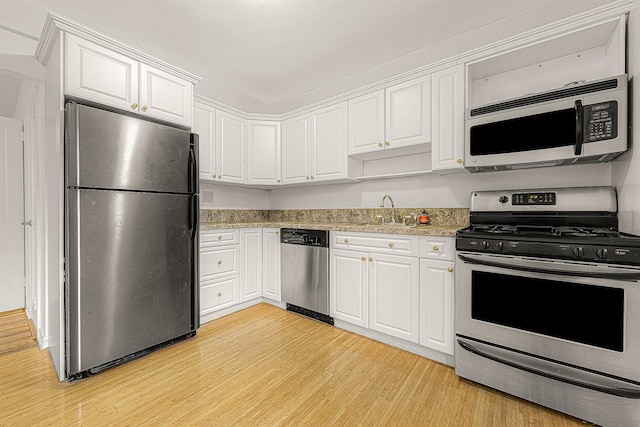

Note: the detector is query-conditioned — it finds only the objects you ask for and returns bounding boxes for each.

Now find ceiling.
[0,0,621,114]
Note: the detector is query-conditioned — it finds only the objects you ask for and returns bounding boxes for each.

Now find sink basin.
[358,222,416,228]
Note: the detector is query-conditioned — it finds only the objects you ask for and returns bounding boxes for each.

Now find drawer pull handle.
[385,141,390,147]
[344,239,349,244]
[433,246,439,251]
[131,102,138,109]
[217,292,222,297]
[361,256,366,262]
[389,242,395,248]
[448,267,453,273]
[457,158,463,164]
[218,236,222,240]
[369,257,373,262]
[378,142,383,148]
[141,105,148,112]
[218,260,222,265]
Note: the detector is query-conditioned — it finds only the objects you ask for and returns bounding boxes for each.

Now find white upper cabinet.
[65,33,193,128]
[193,102,215,182]
[282,114,310,184]
[431,64,465,171]
[247,121,281,186]
[283,102,361,185]
[347,91,385,156]
[385,75,431,149]
[347,75,431,158]
[216,110,246,184]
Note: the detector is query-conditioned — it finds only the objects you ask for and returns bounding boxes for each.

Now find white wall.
[199,181,269,210]
[267,162,613,210]
[613,5,640,235]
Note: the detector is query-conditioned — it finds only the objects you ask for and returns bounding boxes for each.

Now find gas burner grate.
[551,226,620,238]
[472,224,519,234]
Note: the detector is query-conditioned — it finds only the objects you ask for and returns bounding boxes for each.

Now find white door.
[347,90,385,156]
[216,110,246,184]
[369,253,419,342]
[311,102,347,182]
[281,115,310,184]
[330,248,369,327]
[0,117,25,312]
[241,228,263,301]
[139,63,193,127]
[262,228,281,301]
[419,259,455,355]
[431,65,465,171]
[247,121,281,185]
[193,102,215,181]
[385,75,431,149]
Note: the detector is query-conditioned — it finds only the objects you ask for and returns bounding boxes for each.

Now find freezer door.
[66,189,198,376]
[65,102,194,194]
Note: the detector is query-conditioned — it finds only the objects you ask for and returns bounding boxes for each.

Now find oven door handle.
[457,337,640,399]
[457,253,640,281]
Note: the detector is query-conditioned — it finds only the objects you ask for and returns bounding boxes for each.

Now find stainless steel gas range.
[455,186,640,427]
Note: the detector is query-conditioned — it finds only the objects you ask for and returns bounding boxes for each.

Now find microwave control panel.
[584,101,617,142]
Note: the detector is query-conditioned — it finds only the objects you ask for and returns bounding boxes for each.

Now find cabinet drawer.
[201,275,239,314]
[200,246,239,279]
[419,236,454,261]
[200,229,240,247]
[331,232,419,256]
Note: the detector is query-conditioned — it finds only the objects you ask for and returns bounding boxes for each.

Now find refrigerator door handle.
[189,134,199,195]
[189,194,198,241]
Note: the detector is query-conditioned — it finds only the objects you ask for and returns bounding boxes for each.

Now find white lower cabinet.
[240,228,263,301]
[262,228,281,301]
[200,229,241,316]
[419,237,455,355]
[330,232,420,343]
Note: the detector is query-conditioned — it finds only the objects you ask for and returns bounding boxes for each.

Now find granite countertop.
[200,221,463,237]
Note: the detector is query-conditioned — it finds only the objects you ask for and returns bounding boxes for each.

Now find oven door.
[456,251,640,384]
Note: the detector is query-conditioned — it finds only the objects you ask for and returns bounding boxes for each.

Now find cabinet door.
[139,64,193,127]
[431,65,465,171]
[330,249,369,327]
[385,75,431,149]
[65,33,138,112]
[193,102,215,181]
[262,228,281,301]
[247,121,281,185]
[241,229,263,301]
[216,110,246,184]
[419,259,454,355]
[200,275,240,316]
[282,115,311,184]
[347,91,385,155]
[369,253,419,342]
[311,102,347,182]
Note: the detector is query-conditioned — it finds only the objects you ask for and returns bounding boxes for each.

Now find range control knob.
[573,247,584,257]
[496,242,504,252]
[498,196,509,204]
[596,248,608,259]
[480,241,490,249]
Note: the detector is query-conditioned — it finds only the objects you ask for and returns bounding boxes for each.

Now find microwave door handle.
[574,99,584,155]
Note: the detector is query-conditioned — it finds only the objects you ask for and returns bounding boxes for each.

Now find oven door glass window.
[471,271,624,352]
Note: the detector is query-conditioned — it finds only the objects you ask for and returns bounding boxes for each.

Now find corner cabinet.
[65,33,193,128]
[247,120,281,186]
[282,102,362,184]
[262,228,281,301]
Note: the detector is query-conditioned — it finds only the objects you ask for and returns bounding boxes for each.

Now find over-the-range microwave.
[464,74,628,173]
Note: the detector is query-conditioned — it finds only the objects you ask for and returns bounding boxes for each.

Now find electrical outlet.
[201,190,214,204]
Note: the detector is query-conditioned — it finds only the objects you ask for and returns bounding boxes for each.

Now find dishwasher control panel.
[281,228,328,247]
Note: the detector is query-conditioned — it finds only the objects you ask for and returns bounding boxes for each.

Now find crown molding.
[34,12,201,84]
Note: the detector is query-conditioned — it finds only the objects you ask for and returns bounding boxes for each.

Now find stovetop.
[457,186,640,266]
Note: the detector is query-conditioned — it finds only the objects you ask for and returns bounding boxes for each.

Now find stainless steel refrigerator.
[64,102,199,380]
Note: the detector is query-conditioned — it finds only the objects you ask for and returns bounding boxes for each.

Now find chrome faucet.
[380,194,396,223]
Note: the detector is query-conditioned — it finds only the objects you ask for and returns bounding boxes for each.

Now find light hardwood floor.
[0,303,586,426]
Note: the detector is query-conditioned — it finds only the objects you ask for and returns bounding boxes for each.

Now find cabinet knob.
[217,175,221,179]
[388,242,395,248]
[310,176,315,180]
[277,179,281,183]
[276,231,279,235]
[217,236,222,240]
[217,260,222,265]
[447,267,453,273]
[361,256,366,262]
[378,142,383,148]
[433,246,439,251]
[131,103,138,109]
[217,292,222,297]
[306,176,310,180]
[344,239,349,244]
[141,105,148,112]
[369,257,373,262]
[385,141,390,147]
[456,158,463,164]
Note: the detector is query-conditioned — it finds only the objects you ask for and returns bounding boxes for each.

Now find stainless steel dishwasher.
[280,228,333,325]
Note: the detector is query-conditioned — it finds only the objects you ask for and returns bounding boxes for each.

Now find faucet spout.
[380,194,396,223]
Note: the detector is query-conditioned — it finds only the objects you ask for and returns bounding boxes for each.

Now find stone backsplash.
[200,208,469,227]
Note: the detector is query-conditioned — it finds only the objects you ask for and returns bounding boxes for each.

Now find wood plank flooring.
[0,303,586,426]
